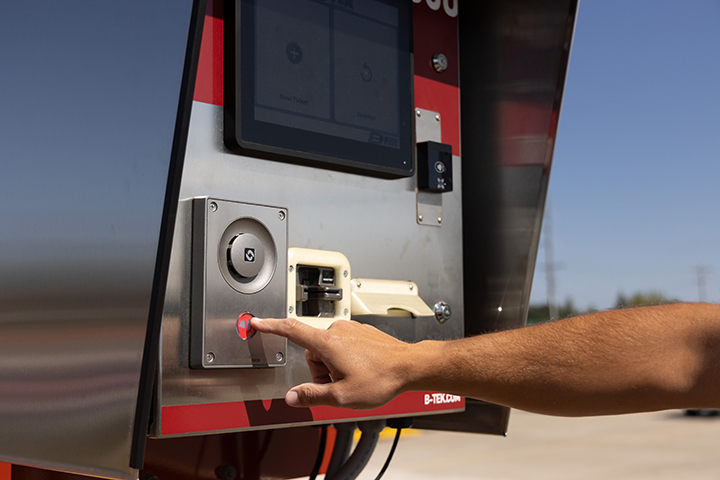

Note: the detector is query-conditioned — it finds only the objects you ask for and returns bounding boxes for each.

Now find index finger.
[251,317,320,350]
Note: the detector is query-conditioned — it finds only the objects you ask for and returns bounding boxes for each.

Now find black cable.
[325,422,357,479]
[373,427,402,480]
[309,425,328,480]
[330,420,385,480]
[257,430,274,464]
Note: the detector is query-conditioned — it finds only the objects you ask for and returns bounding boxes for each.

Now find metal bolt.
[409,284,414,291]
[432,52,448,73]
[356,281,362,288]
[278,210,286,221]
[288,306,294,314]
[343,308,349,316]
[209,202,218,212]
[435,114,441,122]
[343,270,348,278]
[418,214,424,222]
[433,302,452,323]
[437,217,442,224]
[206,352,215,363]
[289,265,294,273]
[276,352,284,362]
[416,109,422,117]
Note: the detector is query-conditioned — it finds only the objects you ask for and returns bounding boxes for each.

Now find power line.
[697,265,707,302]
[544,198,558,320]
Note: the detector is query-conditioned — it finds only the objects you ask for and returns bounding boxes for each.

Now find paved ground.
[346,409,720,480]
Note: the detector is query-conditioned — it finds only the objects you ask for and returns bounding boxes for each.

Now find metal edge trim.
[129,0,209,469]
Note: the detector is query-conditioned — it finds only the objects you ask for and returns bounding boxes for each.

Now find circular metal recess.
[228,233,265,278]
[218,217,277,294]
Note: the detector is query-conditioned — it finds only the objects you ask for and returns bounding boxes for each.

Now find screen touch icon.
[361,63,373,82]
[286,41,303,64]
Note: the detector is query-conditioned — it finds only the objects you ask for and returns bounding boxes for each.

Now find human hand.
[251,317,417,409]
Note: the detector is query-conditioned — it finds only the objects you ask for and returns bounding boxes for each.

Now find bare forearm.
[407,303,720,416]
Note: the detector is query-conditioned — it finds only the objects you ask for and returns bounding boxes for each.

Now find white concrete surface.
[349,410,720,479]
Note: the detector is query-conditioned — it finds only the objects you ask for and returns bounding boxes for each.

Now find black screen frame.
[224,0,415,178]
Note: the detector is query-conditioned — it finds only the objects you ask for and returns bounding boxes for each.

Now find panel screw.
[356,281,361,288]
[276,352,284,362]
[418,214,424,222]
[435,114,441,122]
[288,306,293,314]
[437,217,442,224]
[409,284,414,291]
[343,308,349,316]
[206,352,215,363]
[278,210,286,221]
[289,265,294,273]
[209,202,218,212]
[416,109,422,117]
[432,52,448,73]
[343,270,348,277]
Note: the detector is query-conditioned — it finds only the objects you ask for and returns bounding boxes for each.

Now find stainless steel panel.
[415,108,443,143]
[415,108,444,228]
[156,0,576,438]
[190,198,287,369]
[0,1,198,478]
[156,100,464,431]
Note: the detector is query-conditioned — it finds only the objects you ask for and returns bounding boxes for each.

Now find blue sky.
[529,0,720,310]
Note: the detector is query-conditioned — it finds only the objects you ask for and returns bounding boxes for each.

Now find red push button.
[236,312,256,340]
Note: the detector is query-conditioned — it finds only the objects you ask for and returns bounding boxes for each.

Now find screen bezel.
[224,0,414,178]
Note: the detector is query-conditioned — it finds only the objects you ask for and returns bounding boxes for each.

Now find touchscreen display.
[225,0,413,177]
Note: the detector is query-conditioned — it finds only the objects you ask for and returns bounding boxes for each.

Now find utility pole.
[697,265,707,303]
[544,199,558,320]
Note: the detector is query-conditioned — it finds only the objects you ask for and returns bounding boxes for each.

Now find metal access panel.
[152,0,469,438]
[190,198,288,368]
[150,0,579,441]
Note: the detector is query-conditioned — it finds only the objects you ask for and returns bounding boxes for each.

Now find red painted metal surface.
[162,392,464,436]
[0,463,10,480]
[194,12,223,106]
[412,2,460,155]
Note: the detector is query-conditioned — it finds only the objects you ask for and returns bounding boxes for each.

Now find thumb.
[286,383,338,408]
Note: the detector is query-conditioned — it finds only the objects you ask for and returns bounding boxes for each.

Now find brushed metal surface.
[415,108,444,227]
[190,198,288,369]
[0,1,197,478]
[415,108,443,144]
[155,100,465,433]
